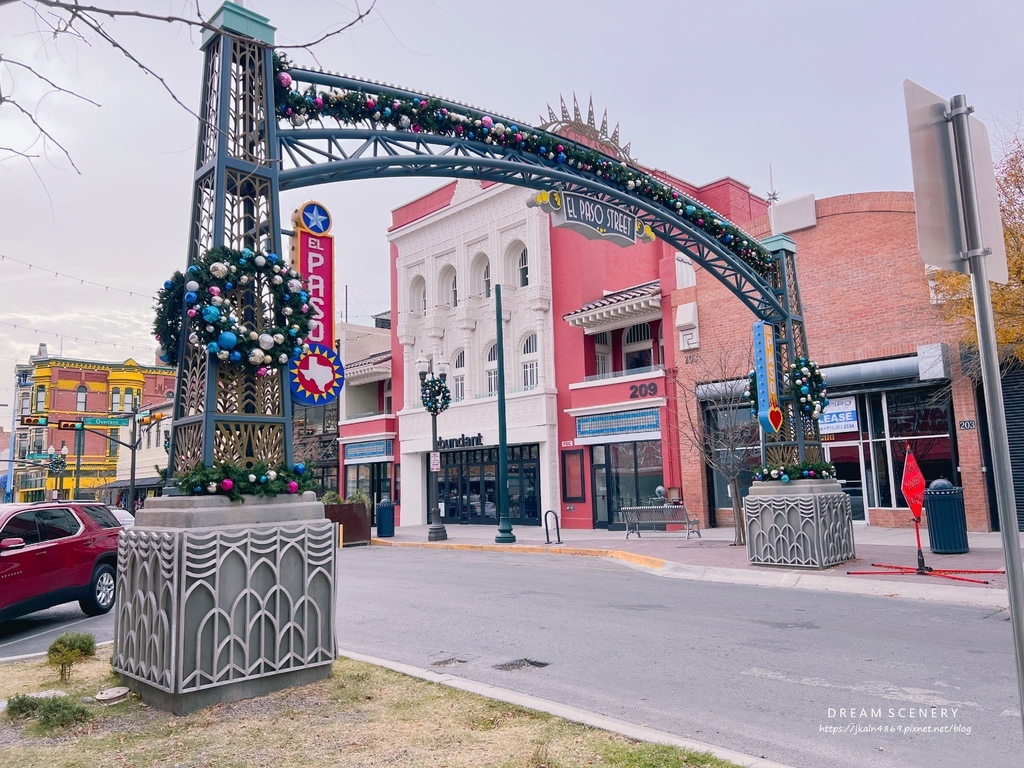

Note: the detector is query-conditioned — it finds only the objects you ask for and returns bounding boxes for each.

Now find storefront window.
[591,440,663,524]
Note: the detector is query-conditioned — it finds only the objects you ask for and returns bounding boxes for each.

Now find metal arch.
[276,128,785,321]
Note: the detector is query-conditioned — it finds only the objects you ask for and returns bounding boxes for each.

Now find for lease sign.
[819,396,858,435]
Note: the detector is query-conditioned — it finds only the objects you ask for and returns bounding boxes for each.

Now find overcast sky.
[1,0,1022,427]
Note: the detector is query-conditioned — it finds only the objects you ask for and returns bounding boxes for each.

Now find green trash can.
[376,499,395,538]
[924,480,968,554]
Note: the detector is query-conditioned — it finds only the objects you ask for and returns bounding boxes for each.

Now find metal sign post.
[906,81,1024,739]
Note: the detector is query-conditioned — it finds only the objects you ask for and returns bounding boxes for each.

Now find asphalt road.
[335,547,1024,768]
[3,546,1021,768]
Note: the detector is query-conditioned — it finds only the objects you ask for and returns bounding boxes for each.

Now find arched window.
[450,273,459,308]
[518,247,529,287]
[483,262,491,298]
[35,386,46,413]
[485,343,499,396]
[452,350,466,401]
[383,378,392,414]
[594,332,612,376]
[111,387,122,413]
[409,276,427,315]
[521,334,538,390]
[623,323,653,371]
[124,387,136,411]
[76,385,88,412]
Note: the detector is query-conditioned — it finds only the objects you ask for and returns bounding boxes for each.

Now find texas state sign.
[289,344,344,406]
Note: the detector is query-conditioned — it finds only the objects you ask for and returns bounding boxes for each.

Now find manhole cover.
[493,658,549,671]
[431,658,466,667]
[95,686,130,704]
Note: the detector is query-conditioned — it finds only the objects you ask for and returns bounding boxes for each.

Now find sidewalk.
[368,521,1024,608]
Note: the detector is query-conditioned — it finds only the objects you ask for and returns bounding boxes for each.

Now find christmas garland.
[175,461,314,502]
[755,460,836,483]
[420,375,451,416]
[789,356,828,420]
[154,246,313,375]
[272,55,777,281]
[743,370,758,415]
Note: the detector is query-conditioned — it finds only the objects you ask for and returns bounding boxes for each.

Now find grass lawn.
[0,647,743,768]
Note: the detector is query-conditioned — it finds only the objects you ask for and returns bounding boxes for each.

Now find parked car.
[108,506,135,529]
[0,501,123,622]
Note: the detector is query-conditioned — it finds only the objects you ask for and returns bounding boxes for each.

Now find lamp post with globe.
[416,355,450,542]
[47,445,69,500]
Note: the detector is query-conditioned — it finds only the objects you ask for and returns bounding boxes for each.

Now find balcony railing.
[344,409,393,420]
[583,364,664,383]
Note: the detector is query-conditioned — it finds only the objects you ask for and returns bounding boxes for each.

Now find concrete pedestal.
[744,480,856,569]
[112,492,335,715]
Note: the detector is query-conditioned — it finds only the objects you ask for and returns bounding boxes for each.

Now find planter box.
[743,479,856,569]
[324,503,371,547]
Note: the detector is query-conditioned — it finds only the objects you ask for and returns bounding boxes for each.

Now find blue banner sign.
[752,321,784,434]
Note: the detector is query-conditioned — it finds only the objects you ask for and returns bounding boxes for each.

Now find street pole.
[127,416,138,514]
[417,356,449,542]
[2,401,12,503]
[73,427,83,499]
[494,283,515,544]
[949,93,1024,740]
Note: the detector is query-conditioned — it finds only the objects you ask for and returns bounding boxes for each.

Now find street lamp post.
[416,355,450,542]
[47,445,68,500]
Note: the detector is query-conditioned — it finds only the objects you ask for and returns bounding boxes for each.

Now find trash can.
[924,479,969,554]
[376,498,395,538]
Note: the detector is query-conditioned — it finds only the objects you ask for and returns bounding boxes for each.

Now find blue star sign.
[301,202,331,234]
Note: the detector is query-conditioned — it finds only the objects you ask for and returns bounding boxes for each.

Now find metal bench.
[620,504,701,540]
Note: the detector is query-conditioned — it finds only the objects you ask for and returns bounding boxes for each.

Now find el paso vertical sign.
[752,321,784,434]
[293,201,335,349]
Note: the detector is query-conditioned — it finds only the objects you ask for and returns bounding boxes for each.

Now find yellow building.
[11,344,177,502]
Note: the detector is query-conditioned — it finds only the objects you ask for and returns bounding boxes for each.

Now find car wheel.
[80,564,116,616]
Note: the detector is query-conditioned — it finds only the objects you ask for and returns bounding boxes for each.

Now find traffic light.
[20,415,47,426]
[57,420,84,431]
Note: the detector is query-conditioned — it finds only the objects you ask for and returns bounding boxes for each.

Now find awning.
[102,477,165,491]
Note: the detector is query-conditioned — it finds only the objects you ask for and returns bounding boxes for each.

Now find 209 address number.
[629,382,658,399]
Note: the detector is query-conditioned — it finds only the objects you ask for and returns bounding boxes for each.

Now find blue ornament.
[268,253,279,263]
[202,306,221,323]
[225,281,234,290]
[803,470,810,477]
[283,293,291,301]
[724,234,734,243]
[293,346,302,358]
[823,398,830,407]
[207,342,220,353]
[193,486,203,493]
[218,331,238,350]
[229,351,242,363]
[299,291,308,301]
[467,131,474,140]
[539,146,546,154]
[259,475,267,484]
[295,463,306,475]
[556,152,566,164]
[242,247,253,258]
[781,474,790,483]
[185,291,198,304]
[164,280,175,291]
[801,385,810,394]
[685,205,696,215]
[187,265,199,274]
[510,125,518,133]
[383,107,392,117]
[289,328,298,337]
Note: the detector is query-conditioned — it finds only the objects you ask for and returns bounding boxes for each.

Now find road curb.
[337,646,798,768]
[369,539,1010,607]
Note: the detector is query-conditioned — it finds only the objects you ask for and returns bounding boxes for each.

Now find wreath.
[420,375,451,416]
[154,246,313,375]
[754,460,836,483]
[789,357,828,420]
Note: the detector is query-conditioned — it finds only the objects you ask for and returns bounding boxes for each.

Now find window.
[521,334,538,389]
[76,385,88,412]
[145,425,153,449]
[111,387,121,413]
[421,285,427,312]
[483,262,491,298]
[452,351,465,402]
[109,429,119,458]
[35,386,46,413]
[623,323,653,371]
[450,274,459,308]
[594,332,611,376]
[38,508,80,540]
[82,506,120,530]
[518,247,529,287]
[383,379,392,414]
[409,276,427,315]
[561,450,585,503]
[19,393,29,416]
[124,388,135,411]
[1,511,40,544]
[486,344,499,396]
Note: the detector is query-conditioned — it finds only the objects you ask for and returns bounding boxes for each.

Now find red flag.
[901,444,926,520]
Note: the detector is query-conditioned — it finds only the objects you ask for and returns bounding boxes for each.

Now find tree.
[0,0,375,168]
[669,345,761,547]
[933,131,1024,360]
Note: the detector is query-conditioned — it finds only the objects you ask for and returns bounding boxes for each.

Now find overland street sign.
[83,417,131,427]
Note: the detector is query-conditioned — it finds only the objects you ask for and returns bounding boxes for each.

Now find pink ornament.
[556,144,564,152]
[301,304,309,313]
[287,481,299,494]
[257,366,269,377]
[515,133,523,142]
[412,124,421,133]
[277,72,292,88]
[209,286,221,296]
[220,478,234,492]
[366,98,375,110]
[314,97,323,109]
[481,115,493,128]
[187,308,197,318]
[419,100,428,108]
[455,125,463,135]
[285,108,293,116]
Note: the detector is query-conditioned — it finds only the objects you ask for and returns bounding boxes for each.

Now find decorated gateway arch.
[114,3,853,713]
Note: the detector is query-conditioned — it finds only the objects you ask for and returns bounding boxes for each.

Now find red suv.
[0,502,122,622]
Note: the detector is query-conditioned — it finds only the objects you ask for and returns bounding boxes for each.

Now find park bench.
[620,504,701,540]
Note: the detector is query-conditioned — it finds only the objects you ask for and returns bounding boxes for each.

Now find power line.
[0,253,156,301]
[0,320,156,353]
